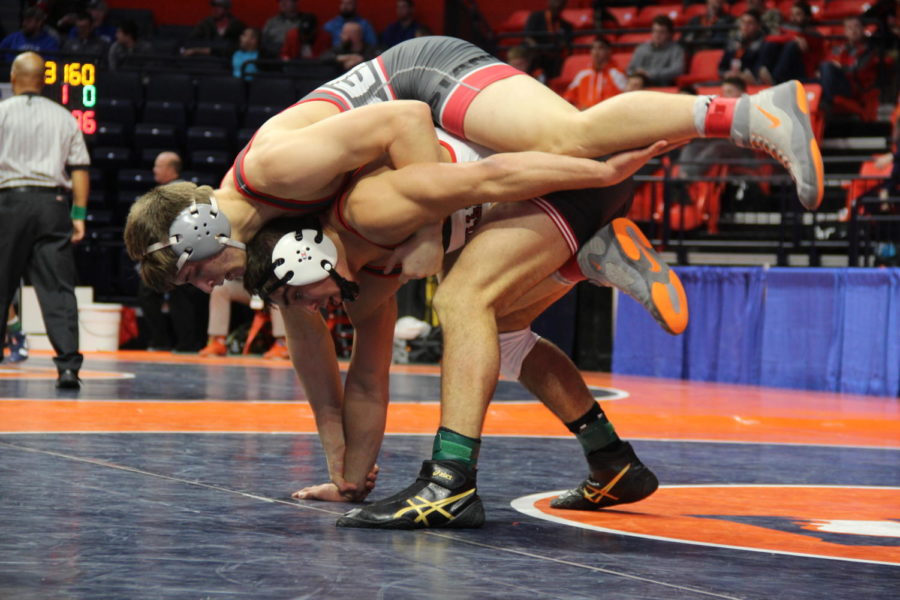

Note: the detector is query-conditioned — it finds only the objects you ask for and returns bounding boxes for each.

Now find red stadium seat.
[548,53,592,92]
[616,31,653,46]
[607,6,638,28]
[562,8,595,30]
[821,0,872,20]
[497,9,530,33]
[633,4,684,28]
[676,49,725,86]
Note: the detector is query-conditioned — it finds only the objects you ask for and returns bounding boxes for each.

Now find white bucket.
[78,303,122,352]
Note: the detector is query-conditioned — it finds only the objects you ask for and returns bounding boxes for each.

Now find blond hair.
[124,181,214,291]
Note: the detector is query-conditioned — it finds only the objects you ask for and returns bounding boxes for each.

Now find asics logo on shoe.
[756,105,781,129]
[393,488,476,526]
[432,467,454,481]
[582,464,631,504]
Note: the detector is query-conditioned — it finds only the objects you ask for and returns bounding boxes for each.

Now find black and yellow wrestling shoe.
[551,441,658,511]
[336,460,485,529]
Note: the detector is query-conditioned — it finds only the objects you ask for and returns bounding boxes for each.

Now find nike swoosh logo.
[756,106,781,129]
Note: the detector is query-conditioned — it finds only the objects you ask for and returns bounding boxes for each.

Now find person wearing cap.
[0,52,90,389]
[185,0,246,57]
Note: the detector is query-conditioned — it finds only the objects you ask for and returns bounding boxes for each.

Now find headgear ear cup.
[143,195,246,273]
[265,229,359,302]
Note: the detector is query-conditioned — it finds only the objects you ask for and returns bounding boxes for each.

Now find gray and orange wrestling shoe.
[732,80,824,211]
[577,218,688,335]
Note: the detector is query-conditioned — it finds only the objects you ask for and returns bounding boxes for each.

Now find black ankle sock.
[565,403,621,455]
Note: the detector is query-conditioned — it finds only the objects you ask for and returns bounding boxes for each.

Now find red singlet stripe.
[440,64,522,138]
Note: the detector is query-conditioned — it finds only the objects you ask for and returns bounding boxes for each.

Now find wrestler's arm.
[336,274,400,500]
[347,141,672,243]
[280,306,348,489]
[249,101,443,199]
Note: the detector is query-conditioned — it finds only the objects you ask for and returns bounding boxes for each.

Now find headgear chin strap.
[263,228,359,303]
[143,195,246,273]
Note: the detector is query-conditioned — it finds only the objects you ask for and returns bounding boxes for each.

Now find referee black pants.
[0,189,83,371]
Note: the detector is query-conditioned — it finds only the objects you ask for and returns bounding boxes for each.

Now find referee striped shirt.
[0,93,90,189]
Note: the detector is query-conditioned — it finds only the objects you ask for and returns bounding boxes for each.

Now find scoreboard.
[43,59,97,136]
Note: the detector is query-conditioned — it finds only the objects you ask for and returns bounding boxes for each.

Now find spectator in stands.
[184,0,246,58]
[61,11,110,58]
[524,0,574,80]
[262,0,316,59]
[506,44,545,84]
[719,10,766,85]
[107,20,151,71]
[86,1,117,44]
[323,0,378,49]
[743,0,783,35]
[562,37,627,110]
[681,0,735,50]
[818,16,879,115]
[627,15,685,87]
[381,0,419,49]
[319,21,379,73]
[279,11,323,60]
[232,27,260,79]
[758,0,825,85]
[625,72,649,91]
[0,7,60,58]
[199,280,289,359]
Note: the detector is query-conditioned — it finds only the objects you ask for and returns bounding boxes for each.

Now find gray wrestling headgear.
[263,229,359,302]
[143,195,246,273]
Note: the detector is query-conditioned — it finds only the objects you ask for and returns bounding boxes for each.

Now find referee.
[0,52,89,389]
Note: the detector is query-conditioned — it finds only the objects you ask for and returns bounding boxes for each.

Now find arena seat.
[144,72,194,107]
[496,9,530,33]
[633,4,684,28]
[133,122,179,151]
[821,0,871,20]
[188,150,232,174]
[676,49,724,86]
[185,125,231,152]
[246,78,295,110]
[606,6,638,28]
[142,100,187,130]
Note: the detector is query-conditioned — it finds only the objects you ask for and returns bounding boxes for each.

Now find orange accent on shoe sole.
[795,82,809,115]
[810,138,824,209]
[613,218,661,272]
[650,270,689,335]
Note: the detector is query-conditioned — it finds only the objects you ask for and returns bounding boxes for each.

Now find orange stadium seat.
[616,31,653,46]
[548,53,592,92]
[843,156,893,221]
[633,4,684,28]
[676,49,724,86]
[610,51,633,71]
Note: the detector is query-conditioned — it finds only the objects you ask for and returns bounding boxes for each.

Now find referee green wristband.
[70,205,87,220]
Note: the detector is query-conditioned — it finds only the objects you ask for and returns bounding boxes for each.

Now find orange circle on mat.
[512,484,900,565]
